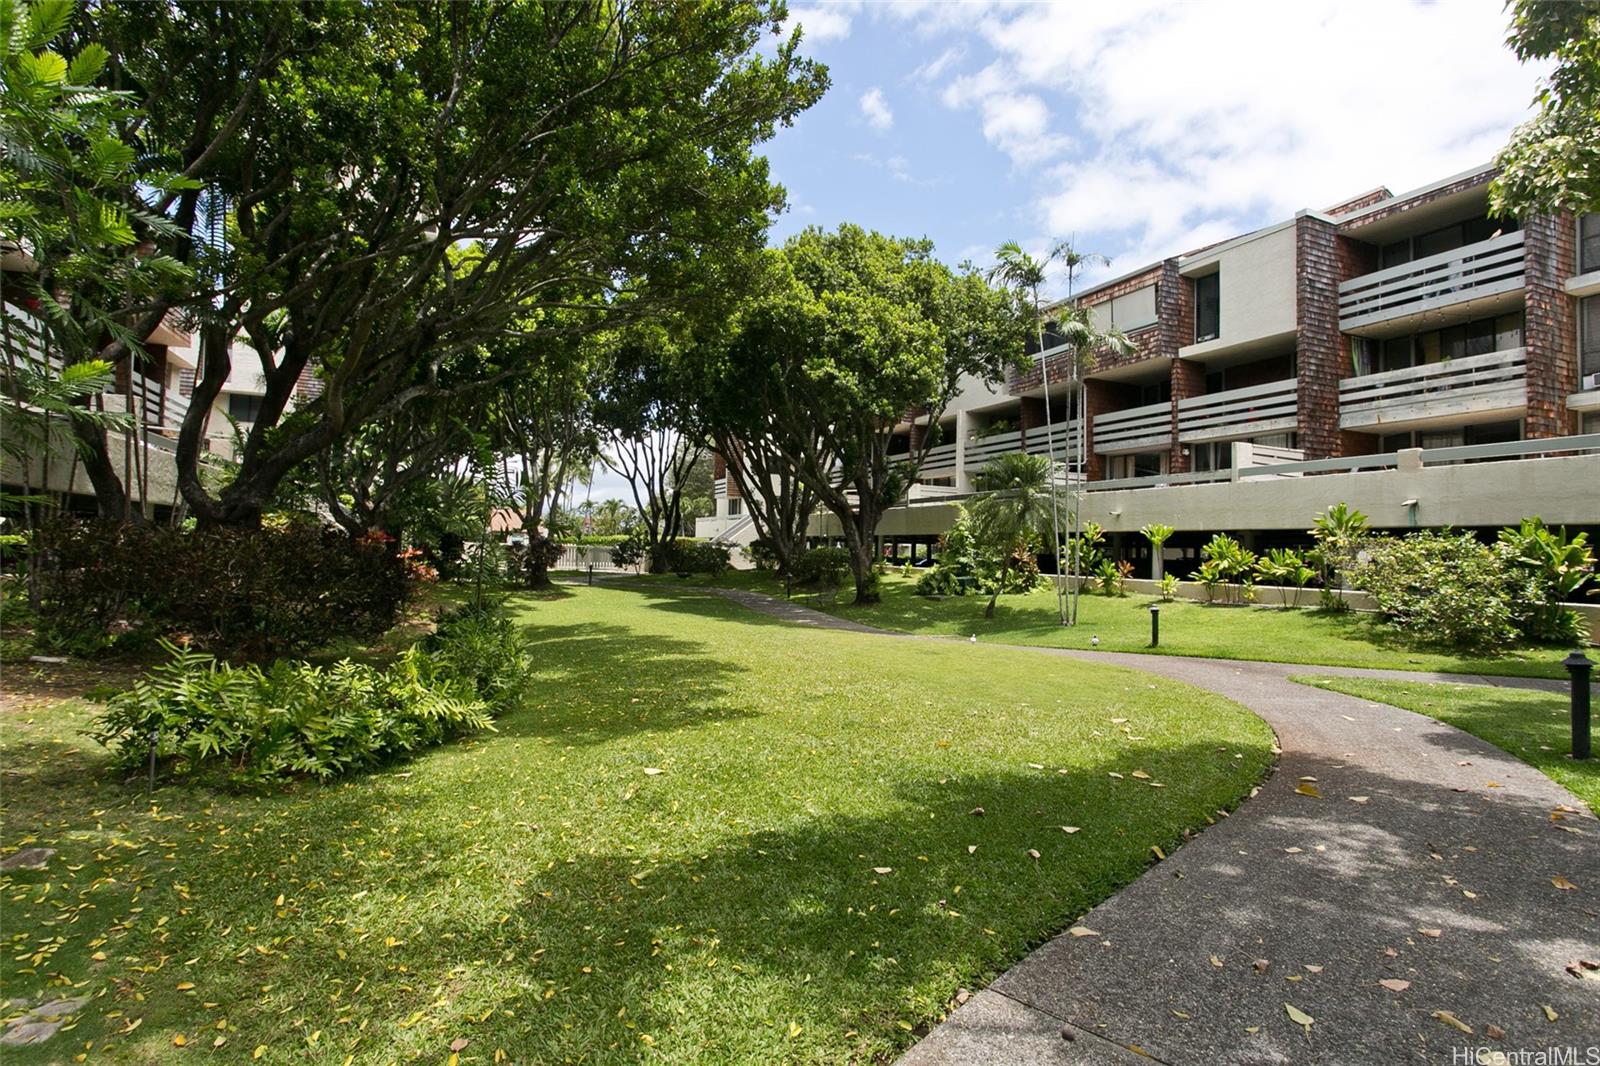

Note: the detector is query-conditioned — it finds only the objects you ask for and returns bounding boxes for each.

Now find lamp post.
[1149,604,1160,648]
[1565,650,1592,761]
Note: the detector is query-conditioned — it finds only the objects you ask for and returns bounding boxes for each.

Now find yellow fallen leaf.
[1433,1010,1472,1034]
[448,1055,459,1066]
[1284,1003,1314,1034]
[1150,845,1166,860]
[1551,876,1578,891]
[173,1034,188,1046]
[1295,782,1321,798]
[1069,926,1099,938]
[253,1047,266,1060]
[788,1021,802,1038]
[1061,826,1080,834]
[642,767,663,776]
[1131,770,1151,780]
[1209,955,1224,968]
[176,982,194,991]
[1542,1005,1559,1022]
[872,867,892,875]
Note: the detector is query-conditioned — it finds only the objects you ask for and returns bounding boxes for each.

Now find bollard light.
[1565,650,1593,761]
[1149,604,1160,648]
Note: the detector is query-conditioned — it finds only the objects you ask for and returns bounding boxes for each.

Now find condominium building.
[702,164,1600,565]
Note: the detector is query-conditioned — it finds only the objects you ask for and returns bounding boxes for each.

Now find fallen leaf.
[1131,770,1151,780]
[1171,1010,1190,1019]
[1027,849,1040,860]
[969,807,985,816]
[1245,1026,1260,1034]
[1543,1005,1559,1021]
[1379,979,1411,992]
[1295,782,1321,798]
[787,1021,803,1038]
[1303,965,1323,974]
[1284,1003,1314,1035]
[872,867,892,875]
[1060,826,1080,834]
[450,1038,469,1052]
[173,1035,188,1047]
[1150,845,1166,860]
[1417,928,1443,938]
[1486,1024,1506,1039]
[1284,847,1303,855]
[1253,959,1270,973]
[642,767,663,776]
[1348,796,1369,804]
[1209,955,1224,968]
[1433,1010,1472,1035]
[1551,876,1578,891]
[176,982,195,991]
[253,1048,266,1061]
[967,845,977,854]
[1068,926,1099,938]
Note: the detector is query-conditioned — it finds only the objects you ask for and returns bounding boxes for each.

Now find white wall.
[1180,223,1297,356]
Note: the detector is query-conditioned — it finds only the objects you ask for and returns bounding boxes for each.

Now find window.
[1581,295,1600,382]
[727,498,742,516]
[1581,215,1600,274]
[1377,215,1519,267]
[1109,452,1167,480]
[1194,273,1220,342]
[228,393,263,423]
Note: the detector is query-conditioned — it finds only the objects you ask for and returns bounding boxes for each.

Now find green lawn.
[661,571,1573,679]
[0,582,1271,1064]
[1292,676,1598,813]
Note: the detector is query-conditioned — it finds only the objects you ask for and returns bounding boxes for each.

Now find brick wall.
[1083,379,1126,482]
[1324,187,1393,216]
[1334,169,1493,231]
[1523,212,1578,438]
[1168,358,1205,473]
[1295,215,1344,458]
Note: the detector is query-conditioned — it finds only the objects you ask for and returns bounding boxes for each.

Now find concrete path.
[700,587,1600,1064]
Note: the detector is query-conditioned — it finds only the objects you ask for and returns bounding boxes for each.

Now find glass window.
[1194,273,1220,342]
[1132,452,1165,478]
[1581,215,1600,274]
[1495,311,1524,351]
[1582,295,1600,380]
[1416,331,1443,364]
[1464,318,1496,358]
[1438,324,1467,361]
[1420,429,1465,449]
[1381,431,1413,451]
[1465,421,1520,445]
[228,393,263,423]
[1380,336,1414,372]
[1381,239,1410,269]
[1414,223,1461,260]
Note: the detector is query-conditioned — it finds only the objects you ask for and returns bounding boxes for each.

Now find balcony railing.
[1338,230,1525,332]
[1092,400,1169,454]
[1176,378,1298,442]
[1339,347,1527,430]
[963,428,1022,468]
[920,440,959,471]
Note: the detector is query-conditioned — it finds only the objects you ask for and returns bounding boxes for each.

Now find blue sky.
[586,0,1547,504]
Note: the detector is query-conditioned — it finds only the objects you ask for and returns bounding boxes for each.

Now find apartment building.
[702,164,1600,563]
[2,247,318,514]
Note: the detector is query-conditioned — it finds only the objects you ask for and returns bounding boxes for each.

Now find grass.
[657,571,1574,679]
[1291,676,1598,814]
[0,582,1272,1064]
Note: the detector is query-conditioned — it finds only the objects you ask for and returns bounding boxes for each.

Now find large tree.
[725,227,1027,604]
[1490,0,1600,216]
[65,0,825,526]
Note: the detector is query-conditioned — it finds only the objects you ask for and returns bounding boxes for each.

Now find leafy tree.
[724,227,1027,604]
[1255,547,1316,607]
[1490,0,1600,216]
[675,451,717,533]
[969,453,1058,618]
[67,0,826,526]
[598,328,706,574]
[318,396,477,541]
[488,325,605,588]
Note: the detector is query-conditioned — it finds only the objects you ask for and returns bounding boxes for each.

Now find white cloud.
[910,45,965,82]
[859,87,894,130]
[918,0,1544,273]
[786,4,854,43]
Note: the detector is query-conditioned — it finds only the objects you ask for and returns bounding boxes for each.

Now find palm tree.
[987,240,1127,625]
[970,452,1057,619]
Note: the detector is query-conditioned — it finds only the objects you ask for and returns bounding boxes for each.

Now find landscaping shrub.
[423,601,534,716]
[912,509,986,596]
[1158,573,1179,602]
[31,518,406,659]
[610,526,648,569]
[792,545,851,587]
[90,602,530,787]
[1347,531,1517,650]
[663,540,732,577]
[743,538,779,571]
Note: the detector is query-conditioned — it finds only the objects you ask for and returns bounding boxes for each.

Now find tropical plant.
[609,526,649,571]
[1495,517,1594,642]
[1140,523,1176,580]
[969,453,1058,618]
[1093,559,1126,598]
[1158,573,1180,602]
[791,546,851,589]
[1309,502,1370,589]
[1200,533,1257,604]
[986,241,1131,626]
[1256,547,1317,608]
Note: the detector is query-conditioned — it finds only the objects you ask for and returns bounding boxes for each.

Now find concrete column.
[954,409,973,493]
[1230,441,1255,481]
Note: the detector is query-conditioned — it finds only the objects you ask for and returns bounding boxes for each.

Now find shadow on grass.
[499,619,757,744]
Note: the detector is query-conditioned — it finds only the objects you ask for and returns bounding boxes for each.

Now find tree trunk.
[984,557,1009,619]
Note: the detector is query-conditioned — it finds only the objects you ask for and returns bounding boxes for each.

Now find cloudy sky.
[587,0,1547,503]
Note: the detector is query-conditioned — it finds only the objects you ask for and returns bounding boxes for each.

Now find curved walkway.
[706,587,1600,1064]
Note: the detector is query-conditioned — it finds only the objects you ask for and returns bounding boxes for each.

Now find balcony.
[1092,401,1169,455]
[1339,348,1527,432]
[920,439,959,473]
[1338,230,1525,334]
[1176,378,1298,443]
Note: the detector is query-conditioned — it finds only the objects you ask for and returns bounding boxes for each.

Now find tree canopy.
[1491,0,1600,216]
